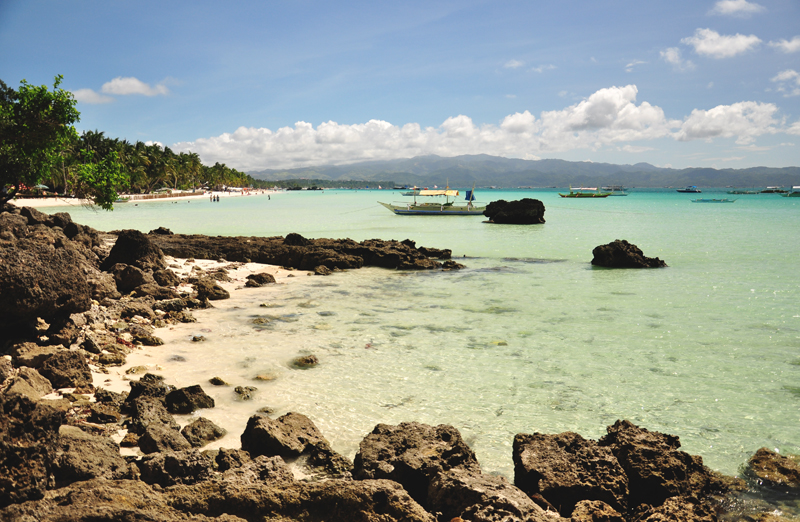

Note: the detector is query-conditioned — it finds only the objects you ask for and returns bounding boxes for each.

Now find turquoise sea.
[46,189,800,479]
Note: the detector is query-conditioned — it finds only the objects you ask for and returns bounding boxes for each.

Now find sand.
[9,190,279,209]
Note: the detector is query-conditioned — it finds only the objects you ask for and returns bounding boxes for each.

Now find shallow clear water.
[51,189,800,477]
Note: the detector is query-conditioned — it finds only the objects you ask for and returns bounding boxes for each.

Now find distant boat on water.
[601,185,629,196]
[780,186,800,197]
[677,186,701,193]
[379,184,485,215]
[559,187,610,198]
[691,198,736,203]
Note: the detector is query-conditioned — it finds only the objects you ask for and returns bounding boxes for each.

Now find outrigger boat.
[691,198,736,203]
[781,186,800,198]
[379,185,485,215]
[559,187,610,198]
[601,185,629,196]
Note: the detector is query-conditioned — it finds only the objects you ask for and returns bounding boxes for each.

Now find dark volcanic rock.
[100,229,167,272]
[215,448,253,472]
[166,476,434,522]
[138,449,215,486]
[124,373,176,405]
[513,431,629,517]
[38,350,92,389]
[0,237,92,327]
[284,232,311,246]
[483,198,546,224]
[570,500,625,522]
[149,233,457,272]
[633,495,716,522]
[124,396,181,435]
[166,384,215,414]
[0,357,12,384]
[353,421,480,507]
[291,354,319,369]
[2,366,53,400]
[427,467,550,522]
[314,264,332,275]
[746,447,800,492]
[591,239,667,268]
[0,394,64,508]
[52,425,130,487]
[85,269,121,300]
[133,282,181,300]
[181,417,227,448]
[11,342,60,369]
[108,262,156,292]
[598,420,718,509]
[139,423,193,454]
[245,272,276,287]
[241,412,352,478]
[0,478,231,522]
[87,402,122,424]
[153,267,181,286]
[194,277,230,300]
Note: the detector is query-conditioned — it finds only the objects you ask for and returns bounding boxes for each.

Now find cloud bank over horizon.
[173,85,790,171]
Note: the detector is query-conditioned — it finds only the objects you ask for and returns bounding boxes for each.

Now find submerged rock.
[746,447,800,492]
[245,272,276,287]
[291,354,319,369]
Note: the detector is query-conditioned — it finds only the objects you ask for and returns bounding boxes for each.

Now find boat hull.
[559,193,610,198]
[379,201,485,215]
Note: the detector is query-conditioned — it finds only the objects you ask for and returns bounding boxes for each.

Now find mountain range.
[248,154,800,188]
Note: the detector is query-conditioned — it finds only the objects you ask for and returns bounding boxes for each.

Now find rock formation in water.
[148,231,464,271]
[483,198,546,224]
[591,239,667,268]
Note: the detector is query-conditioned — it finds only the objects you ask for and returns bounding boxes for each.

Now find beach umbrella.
[34,184,49,189]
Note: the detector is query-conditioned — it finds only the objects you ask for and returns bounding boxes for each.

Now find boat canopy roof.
[418,189,459,196]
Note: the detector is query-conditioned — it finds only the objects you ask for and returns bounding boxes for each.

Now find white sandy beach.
[75,255,305,453]
[9,189,279,209]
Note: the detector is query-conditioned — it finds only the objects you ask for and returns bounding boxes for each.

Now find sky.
[1,0,799,171]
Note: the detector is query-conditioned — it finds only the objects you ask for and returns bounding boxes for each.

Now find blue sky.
[1,0,798,170]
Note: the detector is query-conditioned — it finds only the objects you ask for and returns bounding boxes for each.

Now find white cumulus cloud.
[531,64,556,73]
[72,88,114,104]
[682,28,761,58]
[172,85,791,170]
[101,77,169,96]
[771,69,800,97]
[504,59,524,69]
[709,0,765,16]
[769,36,800,53]
[660,47,696,71]
[674,101,780,144]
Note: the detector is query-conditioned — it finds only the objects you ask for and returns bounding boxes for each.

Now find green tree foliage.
[0,75,80,204]
[2,75,270,207]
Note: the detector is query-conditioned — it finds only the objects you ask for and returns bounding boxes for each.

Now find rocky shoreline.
[1,204,799,521]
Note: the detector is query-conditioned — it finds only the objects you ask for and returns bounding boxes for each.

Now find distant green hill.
[248,154,800,188]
